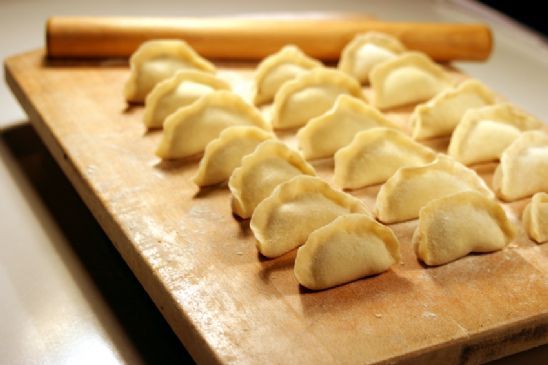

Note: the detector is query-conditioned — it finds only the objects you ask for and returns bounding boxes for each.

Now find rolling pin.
[46,16,492,61]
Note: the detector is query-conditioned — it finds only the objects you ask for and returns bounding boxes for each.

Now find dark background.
[480,1,548,36]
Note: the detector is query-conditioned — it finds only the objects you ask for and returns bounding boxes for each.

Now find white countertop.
[1,0,547,364]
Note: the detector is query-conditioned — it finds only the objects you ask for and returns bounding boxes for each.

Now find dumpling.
[294,214,400,290]
[156,91,270,159]
[493,130,548,201]
[376,155,494,223]
[124,40,215,103]
[253,45,322,105]
[334,128,437,189]
[143,70,230,129]
[271,68,363,129]
[229,140,316,219]
[448,103,544,165]
[338,32,406,84]
[523,192,548,243]
[411,79,496,140]
[250,175,369,258]
[296,95,400,160]
[370,52,452,110]
[193,126,274,187]
[413,191,515,266]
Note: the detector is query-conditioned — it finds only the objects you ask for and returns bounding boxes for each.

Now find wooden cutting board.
[5,49,548,364]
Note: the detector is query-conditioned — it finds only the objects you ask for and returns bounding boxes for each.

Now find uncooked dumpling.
[411,79,496,140]
[448,103,543,165]
[193,126,274,187]
[296,95,399,160]
[229,140,316,219]
[493,130,548,201]
[253,45,322,105]
[334,128,437,189]
[338,31,406,84]
[376,155,494,223]
[294,214,400,290]
[156,91,270,159]
[143,70,230,129]
[523,192,548,243]
[369,52,452,110]
[271,68,363,129]
[125,40,215,103]
[413,191,515,266]
[251,175,369,258]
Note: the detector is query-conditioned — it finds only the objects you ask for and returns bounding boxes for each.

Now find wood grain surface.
[5,49,548,364]
[45,17,492,62]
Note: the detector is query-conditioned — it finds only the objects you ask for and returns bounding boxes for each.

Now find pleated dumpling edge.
[493,130,548,201]
[413,191,515,266]
[294,213,400,290]
[338,31,406,84]
[369,52,452,110]
[375,155,494,223]
[334,127,437,189]
[271,68,364,129]
[229,140,316,219]
[411,79,497,140]
[193,125,275,187]
[297,95,400,160]
[448,103,544,165]
[156,91,270,160]
[125,39,216,103]
[250,175,370,258]
[523,192,548,243]
[253,45,323,105]
[143,70,230,129]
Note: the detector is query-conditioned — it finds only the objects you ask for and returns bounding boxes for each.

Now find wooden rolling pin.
[46,16,492,61]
